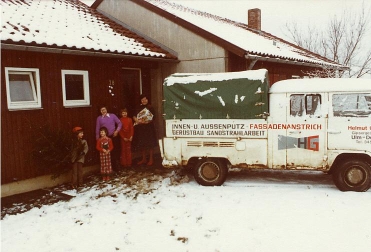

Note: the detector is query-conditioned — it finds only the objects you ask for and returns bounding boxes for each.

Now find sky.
[2,169,371,252]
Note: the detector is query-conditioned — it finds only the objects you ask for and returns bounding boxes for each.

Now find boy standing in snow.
[71,127,88,187]
[96,127,113,181]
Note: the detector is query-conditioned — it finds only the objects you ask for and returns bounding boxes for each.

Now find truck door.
[284,93,327,169]
[328,92,371,150]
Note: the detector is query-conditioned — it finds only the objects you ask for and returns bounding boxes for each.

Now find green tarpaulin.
[163,69,269,119]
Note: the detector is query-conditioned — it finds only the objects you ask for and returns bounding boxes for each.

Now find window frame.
[5,67,42,110]
[61,70,90,107]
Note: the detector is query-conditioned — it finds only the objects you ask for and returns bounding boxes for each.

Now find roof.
[0,0,177,60]
[132,0,345,69]
[270,78,371,93]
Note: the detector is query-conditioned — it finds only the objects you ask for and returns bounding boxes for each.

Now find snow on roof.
[145,0,343,68]
[270,78,371,93]
[0,0,176,59]
[164,69,267,86]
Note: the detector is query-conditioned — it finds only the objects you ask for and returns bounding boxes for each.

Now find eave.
[1,42,180,63]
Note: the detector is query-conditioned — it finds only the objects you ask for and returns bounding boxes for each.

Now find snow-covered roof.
[0,0,177,60]
[143,0,344,69]
[270,78,371,93]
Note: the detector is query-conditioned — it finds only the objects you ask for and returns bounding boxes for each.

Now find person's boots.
[147,150,154,166]
[137,151,147,165]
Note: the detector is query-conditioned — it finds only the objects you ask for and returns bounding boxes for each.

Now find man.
[96,106,122,171]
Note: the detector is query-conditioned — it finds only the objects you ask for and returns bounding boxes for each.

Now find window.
[62,70,90,107]
[305,94,321,115]
[332,93,371,117]
[290,94,322,117]
[290,94,305,116]
[5,67,42,110]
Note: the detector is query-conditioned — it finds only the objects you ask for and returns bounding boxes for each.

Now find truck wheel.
[194,158,228,186]
[332,160,371,192]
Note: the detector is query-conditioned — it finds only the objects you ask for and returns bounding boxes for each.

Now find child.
[71,127,88,187]
[96,126,114,181]
[119,108,134,168]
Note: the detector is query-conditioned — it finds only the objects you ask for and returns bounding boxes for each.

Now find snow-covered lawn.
[2,169,371,252]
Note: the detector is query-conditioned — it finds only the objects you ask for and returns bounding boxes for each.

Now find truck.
[159,69,371,192]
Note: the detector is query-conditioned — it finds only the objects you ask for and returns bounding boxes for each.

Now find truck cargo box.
[163,69,269,120]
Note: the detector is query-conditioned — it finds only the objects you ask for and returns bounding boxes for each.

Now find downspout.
[247,59,258,70]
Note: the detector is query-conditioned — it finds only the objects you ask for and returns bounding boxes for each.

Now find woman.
[132,94,157,166]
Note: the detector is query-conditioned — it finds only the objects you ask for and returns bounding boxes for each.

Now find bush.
[31,125,74,179]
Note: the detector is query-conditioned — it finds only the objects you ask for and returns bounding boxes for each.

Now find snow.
[1,0,167,58]
[2,169,371,252]
[195,88,217,97]
[164,69,267,86]
[270,78,371,93]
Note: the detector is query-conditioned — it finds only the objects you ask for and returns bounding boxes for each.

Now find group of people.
[71,94,158,186]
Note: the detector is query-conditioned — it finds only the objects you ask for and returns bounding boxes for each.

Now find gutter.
[1,43,180,63]
[245,53,348,71]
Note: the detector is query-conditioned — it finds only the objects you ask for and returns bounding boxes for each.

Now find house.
[1,0,177,197]
[92,0,346,85]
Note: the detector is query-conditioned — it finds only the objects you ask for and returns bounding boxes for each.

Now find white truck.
[159,69,371,191]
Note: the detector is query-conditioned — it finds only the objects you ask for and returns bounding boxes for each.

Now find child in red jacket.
[96,127,113,181]
[119,108,134,168]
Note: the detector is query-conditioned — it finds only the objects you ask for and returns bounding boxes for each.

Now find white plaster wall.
[98,0,227,73]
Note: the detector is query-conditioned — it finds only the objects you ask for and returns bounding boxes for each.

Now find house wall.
[97,0,227,74]
[1,49,165,187]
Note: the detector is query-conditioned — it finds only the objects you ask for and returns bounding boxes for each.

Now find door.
[284,93,327,169]
[122,68,142,118]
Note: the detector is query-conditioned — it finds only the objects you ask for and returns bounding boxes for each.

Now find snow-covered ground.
[2,168,371,252]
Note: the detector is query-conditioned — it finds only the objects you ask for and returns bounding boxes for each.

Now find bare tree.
[284,2,371,78]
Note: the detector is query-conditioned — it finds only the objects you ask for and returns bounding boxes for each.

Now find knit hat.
[72,126,83,133]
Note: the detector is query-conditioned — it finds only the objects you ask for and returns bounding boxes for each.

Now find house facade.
[93,0,345,85]
[1,0,177,196]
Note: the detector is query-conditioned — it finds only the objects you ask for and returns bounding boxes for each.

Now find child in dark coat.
[71,127,88,187]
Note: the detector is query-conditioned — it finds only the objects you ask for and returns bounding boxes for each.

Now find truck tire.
[194,158,228,186]
[332,160,371,192]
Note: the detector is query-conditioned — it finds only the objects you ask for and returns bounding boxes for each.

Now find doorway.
[122,68,142,118]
